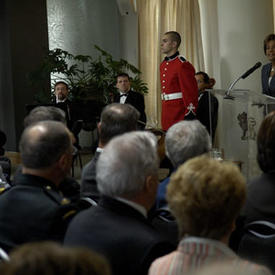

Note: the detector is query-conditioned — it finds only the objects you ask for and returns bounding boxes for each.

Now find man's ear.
[57,153,70,172]
[172,40,178,49]
[97,122,101,134]
[144,175,158,194]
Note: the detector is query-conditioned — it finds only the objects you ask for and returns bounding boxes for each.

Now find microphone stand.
[224,76,242,100]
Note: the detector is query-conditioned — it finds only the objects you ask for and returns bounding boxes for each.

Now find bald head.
[19,121,72,169]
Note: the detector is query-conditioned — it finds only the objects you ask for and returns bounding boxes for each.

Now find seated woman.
[149,156,269,275]
[195,71,218,142]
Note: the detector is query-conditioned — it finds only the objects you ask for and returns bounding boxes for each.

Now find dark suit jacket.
[262,63,275,97]
[0,174,76,252]
[196,91,219,140]
[230,172,275,251]
[80,150,101,201]
[242,173,275,223]
[64,196,174,275]
[114,90,147,128]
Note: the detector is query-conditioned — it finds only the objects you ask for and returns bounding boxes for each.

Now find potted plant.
[29,45,148,104]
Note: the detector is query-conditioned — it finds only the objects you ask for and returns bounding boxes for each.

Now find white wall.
[118,14,138,67]
[217,0,273,92]
[206,0,274,179]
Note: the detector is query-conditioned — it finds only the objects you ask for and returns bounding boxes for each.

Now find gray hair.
[24,106,66,128]
[165,120,211,167]
[19,121,71,169]
[96,131,158,198]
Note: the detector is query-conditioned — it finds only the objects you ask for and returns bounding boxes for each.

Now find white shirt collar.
[96,147,104,153]
[115,197,147,218]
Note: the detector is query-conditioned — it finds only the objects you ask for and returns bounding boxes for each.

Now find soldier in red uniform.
[160,31,198,131]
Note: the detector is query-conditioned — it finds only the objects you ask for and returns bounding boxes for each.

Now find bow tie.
[120,93,128,97]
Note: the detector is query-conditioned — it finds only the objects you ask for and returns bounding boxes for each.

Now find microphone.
[241,62,262,79]
[225,62,262,99]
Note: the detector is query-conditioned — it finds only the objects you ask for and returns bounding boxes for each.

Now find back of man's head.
[165,120,211,167]
[96,131,158,199]
[24,106,66,128]
[99,103,139,146]
[20,121,71,170]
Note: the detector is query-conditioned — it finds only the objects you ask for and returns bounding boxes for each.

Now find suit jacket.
[229,173,275,252]
[160,52,198,131]
[64,196,174,275]
[241,173,275,224]
[262,63,275,97]
[196,91,219,139]
[114,90,147,128]
[149,237,270,275]
[0,174,76,252]
[55,99,82,138]
[80,150,101,201]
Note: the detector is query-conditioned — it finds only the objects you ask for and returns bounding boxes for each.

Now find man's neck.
[22,167,62,187]
[115,196,147,218]
[166,49,179,58]
[119,89,130,94]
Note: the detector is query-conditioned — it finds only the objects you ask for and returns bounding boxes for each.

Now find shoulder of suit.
[43,185,68,205]
[43,186,78,219]
[262,63,271,70]
[130,90,144,97]
[178,55,187,63]
[0,183,11,195]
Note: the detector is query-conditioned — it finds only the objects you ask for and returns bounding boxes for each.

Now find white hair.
[165,120,211,167]
[96,131,158,198]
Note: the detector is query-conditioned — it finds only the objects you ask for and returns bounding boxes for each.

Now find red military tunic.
[160,52,198,131]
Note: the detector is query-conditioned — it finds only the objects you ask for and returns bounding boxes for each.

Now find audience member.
[195,71,219,140]
[0,242,111,275]
[156,120,211,209]
[24,105,67,126]
[0,130,11,184]
[13,106,80,201]
[149,156,268,275]
[65,131,175,275]
[160,31,197,131]
[230,111,275,272]
[0,121,77,252]
[242,111,275,223]
[81,103,139,201]
[113,73,146,129]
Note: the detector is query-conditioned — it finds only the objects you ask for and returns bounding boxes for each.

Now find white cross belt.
[161,92,182,101]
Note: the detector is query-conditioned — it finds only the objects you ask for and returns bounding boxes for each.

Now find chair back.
[238,220,275,272]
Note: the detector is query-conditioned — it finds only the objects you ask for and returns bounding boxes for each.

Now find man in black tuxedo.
[54,81,82,146]
[113,73,146,129]
[65,131,174,275]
